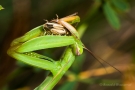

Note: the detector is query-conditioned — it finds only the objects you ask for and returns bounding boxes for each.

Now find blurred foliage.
[0,5,4,10]
[103,0,130,30]
[111,0,130,12]
[0,0,135,90]
[103,1,121,30]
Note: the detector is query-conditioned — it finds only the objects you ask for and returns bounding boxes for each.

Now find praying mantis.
[7,13,120,90]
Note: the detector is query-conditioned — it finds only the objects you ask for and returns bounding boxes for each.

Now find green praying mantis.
[7,13,121,90]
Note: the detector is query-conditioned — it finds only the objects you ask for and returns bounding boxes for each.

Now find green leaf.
[0,5,4,10]
[111,0,130,12]
[103,2,121,30]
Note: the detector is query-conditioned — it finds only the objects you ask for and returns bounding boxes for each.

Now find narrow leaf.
[0,5,4,10]
[111,0,130,12]
[103,2,121,30]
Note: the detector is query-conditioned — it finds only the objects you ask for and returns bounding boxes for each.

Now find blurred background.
[0,0,135,90]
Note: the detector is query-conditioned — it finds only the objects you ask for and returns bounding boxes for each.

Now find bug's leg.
[7,35,76,75]
[12,36,75,53]
[55,14,59,22]
[11,25,44,46]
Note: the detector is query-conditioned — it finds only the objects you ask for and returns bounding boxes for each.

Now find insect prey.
[43,13,122,74]
[43,20,71,36]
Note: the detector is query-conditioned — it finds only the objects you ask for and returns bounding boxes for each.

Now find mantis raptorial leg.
[7,13,121,90]
[51,13,121,74]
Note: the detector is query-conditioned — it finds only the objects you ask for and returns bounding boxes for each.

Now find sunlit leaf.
[111,0,130,12]
[103,2,120,30]
[0,5,4,10]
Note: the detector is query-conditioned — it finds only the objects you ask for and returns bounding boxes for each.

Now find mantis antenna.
[83,46,122,74]
[51,13,122,74]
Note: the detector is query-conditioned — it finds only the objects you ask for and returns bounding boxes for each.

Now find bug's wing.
[60,15,80,24]
[60,20,80,39]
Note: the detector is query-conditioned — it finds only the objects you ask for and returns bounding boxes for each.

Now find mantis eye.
[71,42,83,56]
